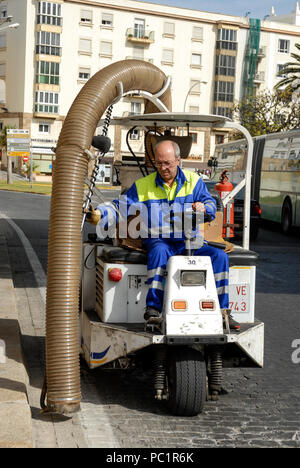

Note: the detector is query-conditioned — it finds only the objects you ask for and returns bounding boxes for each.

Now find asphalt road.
[0,190,299,448]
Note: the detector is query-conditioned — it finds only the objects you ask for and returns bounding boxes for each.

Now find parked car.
[204,181,261,241]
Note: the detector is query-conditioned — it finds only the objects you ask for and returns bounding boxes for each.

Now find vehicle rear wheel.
[166,347,206,416]
[281,200,292,234]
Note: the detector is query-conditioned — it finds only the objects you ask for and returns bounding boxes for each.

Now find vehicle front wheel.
[166,347,206,416]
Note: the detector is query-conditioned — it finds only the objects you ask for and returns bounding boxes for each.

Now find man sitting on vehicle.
[87,140,240,331]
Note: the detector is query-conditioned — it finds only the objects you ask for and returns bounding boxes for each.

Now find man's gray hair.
[155,140,180,159]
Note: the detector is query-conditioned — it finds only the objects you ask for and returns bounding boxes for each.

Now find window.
[191,53,202,67]
[36,31,61,56]
[190,80,201,94]
[100,41,112,56]
[189,105,199,113]
[217,28,237,51]
[0,2,7,19]
[78,67,90,80]
[162,49,174,64]
[101,13,113,27]
[190,132,198,143]
[215,134,225,144]
[35,91,59,114]
[37,2,62,26]
[134,18,145,39]
[132,46,144,60]
[130,102,141,115]
[39,122,50,133]
[213,106,232,118]
[79,38,92,54]
[192,26,203,41]
[277,64,287,78]
[215,54,236,77]
[36,61,60,85]
[214,81,234,102]
[0,34,6,49]
[278,39,290,53]
[163,22,175,36]
[130,129,140,140]
[80,9,92,24]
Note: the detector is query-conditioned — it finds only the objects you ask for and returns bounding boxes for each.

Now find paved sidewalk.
[0,234,34,448]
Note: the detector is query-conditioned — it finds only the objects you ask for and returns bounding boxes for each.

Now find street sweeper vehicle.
[41,60,264,417]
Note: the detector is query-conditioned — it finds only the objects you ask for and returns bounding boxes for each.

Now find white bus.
[213,129,300,233]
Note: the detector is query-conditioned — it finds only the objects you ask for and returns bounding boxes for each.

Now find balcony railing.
[126,28,155,43]
[254,72,265,83]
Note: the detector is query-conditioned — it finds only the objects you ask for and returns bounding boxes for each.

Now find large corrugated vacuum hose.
[45,60,171,414]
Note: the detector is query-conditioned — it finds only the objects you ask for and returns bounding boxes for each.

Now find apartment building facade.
[1,0,300,180]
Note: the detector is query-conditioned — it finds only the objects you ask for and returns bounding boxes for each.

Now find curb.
[0,235,34,448]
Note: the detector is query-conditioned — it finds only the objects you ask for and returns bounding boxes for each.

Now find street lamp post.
[0,16,19,184]
[183,80,208,112]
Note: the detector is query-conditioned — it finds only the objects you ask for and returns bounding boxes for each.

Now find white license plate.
[229,284,250,313]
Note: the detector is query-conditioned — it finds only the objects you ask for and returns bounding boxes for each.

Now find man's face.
[154,141,180,183]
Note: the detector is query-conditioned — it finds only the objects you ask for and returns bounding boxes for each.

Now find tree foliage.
[231,88,300,139]
[0,125,16,149]
[274,43,300,92]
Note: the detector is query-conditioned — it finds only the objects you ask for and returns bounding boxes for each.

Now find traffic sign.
[7,129,30,157]
[22,155,29,162]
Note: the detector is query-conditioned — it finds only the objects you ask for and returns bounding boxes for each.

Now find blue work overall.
[97,167,229,311]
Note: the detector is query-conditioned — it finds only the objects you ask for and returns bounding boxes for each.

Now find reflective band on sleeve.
[217,285,229,295]
[214,271,229,282]
[148,280,165,291]
[147,267,166,278]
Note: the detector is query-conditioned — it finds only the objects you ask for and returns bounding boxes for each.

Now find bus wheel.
[281,199,292,234]
[166,347,206,416]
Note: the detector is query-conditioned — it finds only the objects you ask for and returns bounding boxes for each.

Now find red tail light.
[254,204,262,216]
[200,300,215,310]
[108,268,122,282]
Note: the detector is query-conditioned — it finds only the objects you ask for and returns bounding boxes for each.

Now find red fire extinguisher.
[214,170,234,238]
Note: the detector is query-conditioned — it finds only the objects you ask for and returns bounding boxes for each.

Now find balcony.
[254,71,265,83]
[126,28,155,44]
[257,47,266,60]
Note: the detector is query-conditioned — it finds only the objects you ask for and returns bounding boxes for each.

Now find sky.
[138,0,298,19]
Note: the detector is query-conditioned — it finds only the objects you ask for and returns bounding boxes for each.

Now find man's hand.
[192,202,206,213]
[85,204,101,225]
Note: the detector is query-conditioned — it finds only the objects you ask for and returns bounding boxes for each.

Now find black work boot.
[222,309,240,332]
[144,306,163,324]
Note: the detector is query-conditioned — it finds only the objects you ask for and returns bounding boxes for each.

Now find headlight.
[180,270,206,287]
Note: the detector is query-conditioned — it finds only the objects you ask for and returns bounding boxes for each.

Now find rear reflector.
[108,267,122,282]
[200,300,215,311]
[172,300,187,311]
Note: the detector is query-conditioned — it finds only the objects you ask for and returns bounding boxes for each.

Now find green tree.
[231,88,300,139]
[275,43,300,93]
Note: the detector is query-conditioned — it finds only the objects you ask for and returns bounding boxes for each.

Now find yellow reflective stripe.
[176,170,200,198]
[163,181,177,201]
[136,173,165,202]
[135,169,200,202]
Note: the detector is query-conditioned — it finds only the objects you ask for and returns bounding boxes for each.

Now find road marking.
[0,212,47,302]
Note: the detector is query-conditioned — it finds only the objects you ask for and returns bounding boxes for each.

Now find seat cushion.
[101,247,147,264]
[228,248,258,266]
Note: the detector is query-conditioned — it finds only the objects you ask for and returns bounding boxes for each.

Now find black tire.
[281,199,292,234]
[166,347,206,417]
